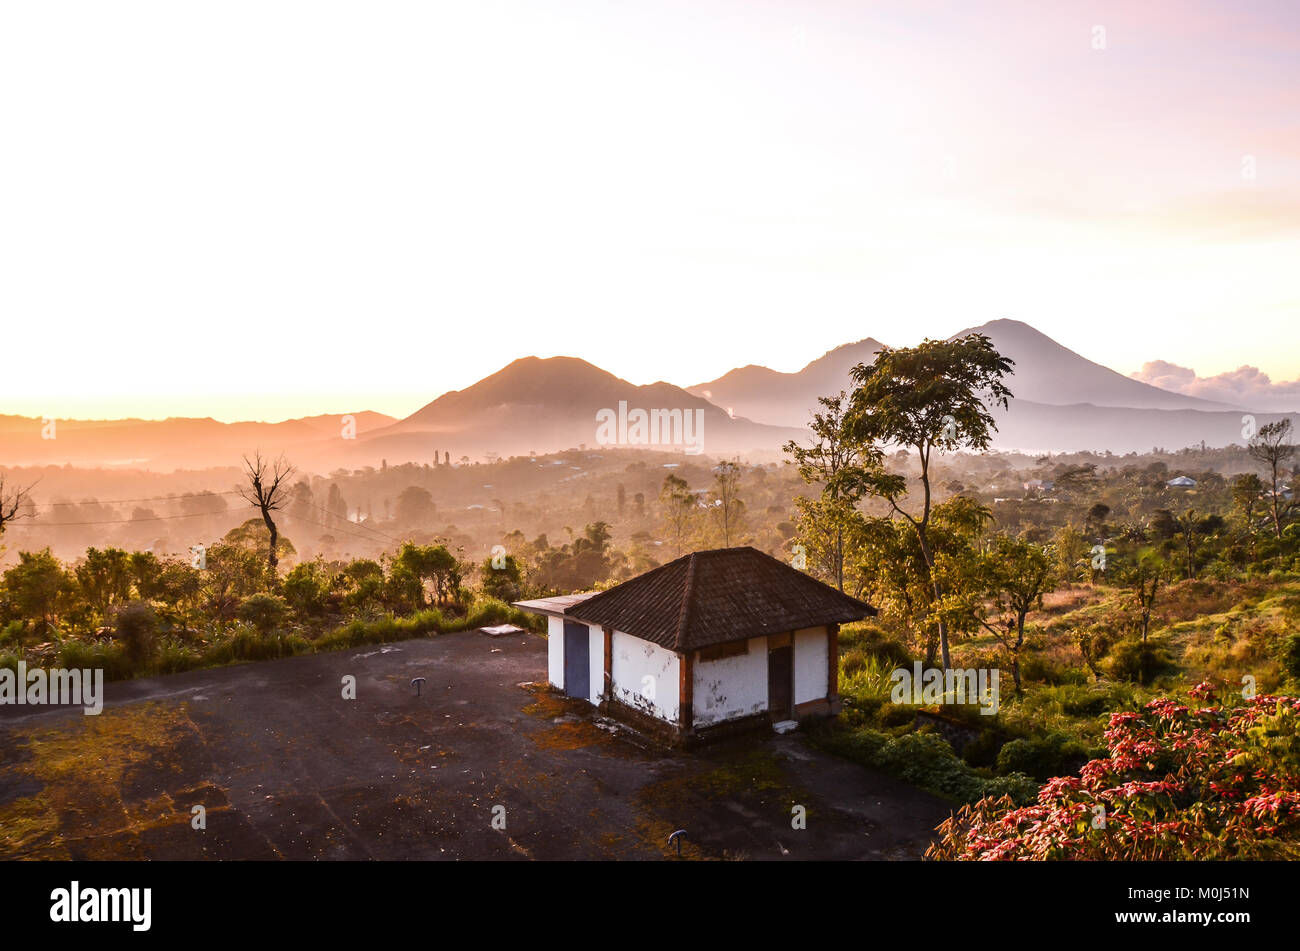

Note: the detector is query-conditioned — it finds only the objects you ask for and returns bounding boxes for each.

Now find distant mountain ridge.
[0,320,1282,470]
[357,356,806,459]
[690,318,1235,428]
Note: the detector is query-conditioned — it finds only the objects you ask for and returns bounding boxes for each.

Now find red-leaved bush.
[928,684,1300,860]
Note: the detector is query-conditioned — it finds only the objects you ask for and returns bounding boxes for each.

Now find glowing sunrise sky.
[1,0,1297,422]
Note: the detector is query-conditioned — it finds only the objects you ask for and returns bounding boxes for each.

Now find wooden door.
[768,644,793,720]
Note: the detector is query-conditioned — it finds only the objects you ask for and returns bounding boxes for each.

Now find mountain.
[949,319,1237,412]
[689,319,1234,428]
[357,356,805,460]
[688,338,890,428]
[0,411,396,470]
[988,400,1296,454]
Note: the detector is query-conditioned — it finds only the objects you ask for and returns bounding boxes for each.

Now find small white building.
[1166,476,1197,488]
[515,547,875,744]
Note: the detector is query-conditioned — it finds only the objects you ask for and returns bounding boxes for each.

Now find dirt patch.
[529,718,610,751]
[0,701,202,858]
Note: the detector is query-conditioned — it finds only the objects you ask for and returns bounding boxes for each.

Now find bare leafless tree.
[0,475,38,537]
[238,452,296,572]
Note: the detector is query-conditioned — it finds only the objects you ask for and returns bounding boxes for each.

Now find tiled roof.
[563,547,874,651]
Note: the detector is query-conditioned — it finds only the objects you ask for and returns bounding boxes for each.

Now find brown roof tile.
[564,547,875,651]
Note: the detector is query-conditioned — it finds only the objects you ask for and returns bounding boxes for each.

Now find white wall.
[794,626,829,705]
[611,630,679,723]
[587,624,604,705]
[547,615,564,689]
[692,635,768,727]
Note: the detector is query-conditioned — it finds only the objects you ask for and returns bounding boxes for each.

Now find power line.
[11,483,405,545]
[294,500,402,543]
[35,490,243,507]
[288,512,402,547]
[5,510,223,527]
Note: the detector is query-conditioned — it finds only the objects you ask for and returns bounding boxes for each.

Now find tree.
[842,333,1014,669]
[791,494,867,593]
[659,474,695,557]
[784,392,880,591]
[74,547,133,617]
[0,475,37,536]
[1085,503,1111,537]
[239,452,296,572]
[394,486,437,530]
[968,536,1056,696]
[1232,472,1265,554]
[392,542,463,608]
[708,459,746,547]
[1174,508,1224,580]
[1120,550,1169,649]
[237,593,289,635]
[2,549,68,632]
[1249,419,1295,538]
[282,561,330,619]
[480,553,524,602]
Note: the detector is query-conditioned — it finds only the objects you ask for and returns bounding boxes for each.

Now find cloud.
[1131,361,1300,412]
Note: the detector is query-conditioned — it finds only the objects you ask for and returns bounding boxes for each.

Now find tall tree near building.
[784,392,878,591]
[841,334,1014,669]
[239,452,296,573]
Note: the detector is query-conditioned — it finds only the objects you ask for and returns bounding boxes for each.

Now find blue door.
[564,621,590,700]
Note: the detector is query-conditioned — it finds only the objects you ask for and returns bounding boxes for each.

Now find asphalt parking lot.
[0,630,950,860]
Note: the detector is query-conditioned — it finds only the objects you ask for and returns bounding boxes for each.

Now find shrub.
[1107,638,1174,685]
[930,687,1300,860]
[1281,634,1300,682]
[204,628,310,665]
[56,640,134,681]
[153,642,203,675]
[1020,652,1087,686]
[995,732,1091,782]
[0,620,24,647]
[237,594,289,635]
[960,730,1004,769]
[809,722,1036,806]
[114,601,159,663]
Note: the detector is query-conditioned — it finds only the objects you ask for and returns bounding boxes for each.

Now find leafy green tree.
[392,542,463,608]
[785,392,879,591]
[480,553,524,602]
[202,543,270,620]
[282,560,331,619]
[841,334,1014,668]
[74,547,133,617]
[394,486,437,530]
[1233,472,1265,558]
[237,593,288,635]
[964,535,1056,695]
[3,549,68,633]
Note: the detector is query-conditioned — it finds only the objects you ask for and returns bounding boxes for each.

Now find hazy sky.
[2,0,1297,422]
